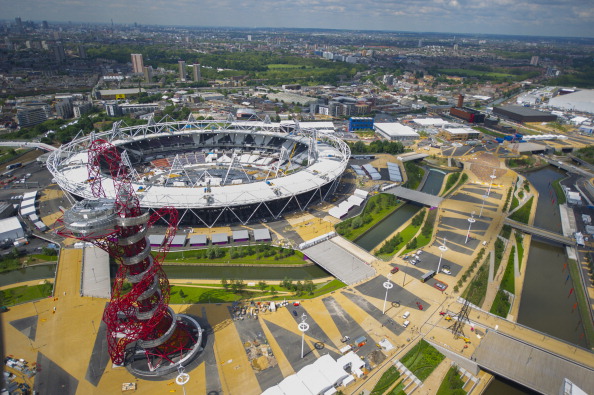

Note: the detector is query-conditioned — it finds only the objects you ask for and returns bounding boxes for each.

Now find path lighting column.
[298,314,309,359]
[382,278,394,315]
[487,169,497,196]
[479,194,489,218]
[437,238,448,274]
[175,366,190,395]
[465,212,476,244]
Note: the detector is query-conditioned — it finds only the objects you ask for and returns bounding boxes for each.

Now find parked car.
[390,266,399,274]
[292,310,298,317]
[441,265,451,275]
[434,282,447,291]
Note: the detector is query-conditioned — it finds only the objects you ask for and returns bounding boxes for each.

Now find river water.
[354,169,446,251]
[484,166,587,395]
[0,264,56,287]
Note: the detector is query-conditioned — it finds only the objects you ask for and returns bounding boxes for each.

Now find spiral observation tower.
[57,139,202,378]
[47,116,350,227]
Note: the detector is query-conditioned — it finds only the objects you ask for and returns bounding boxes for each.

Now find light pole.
[465,212,476,244]
[479,194,488,218]
[175,365,190,395]
[382,278,394,315]
[487,169,497,196]
[298,313,309,359]
[437,238,448,274]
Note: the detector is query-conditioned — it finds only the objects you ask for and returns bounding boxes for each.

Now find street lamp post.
[175,365,190,395]
[437,238,448,274]
[479,194,489,218]
[487,169,497,196]
[298,314,309,359]
[382,279,394,315]
[465,212,476,244]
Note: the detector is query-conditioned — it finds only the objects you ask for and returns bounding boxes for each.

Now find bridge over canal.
[503,218,574,245]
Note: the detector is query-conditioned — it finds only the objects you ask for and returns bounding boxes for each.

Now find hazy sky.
[3,0,594,38]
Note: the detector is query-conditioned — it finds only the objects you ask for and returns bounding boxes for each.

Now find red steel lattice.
[57,139,194,367]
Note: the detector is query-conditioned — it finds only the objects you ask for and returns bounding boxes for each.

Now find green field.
[400,340,445,381]
[437,366,467,395]
[490,290,511,318]
[161,245,306,265]
[0,282,53,306]
[267,64,310,69]
[336,193,401,240]
[371,366,401,395]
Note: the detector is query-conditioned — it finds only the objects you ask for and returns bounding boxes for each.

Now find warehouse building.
[374,123,419,141]
[0,217,25,241]
[493,105,557,123]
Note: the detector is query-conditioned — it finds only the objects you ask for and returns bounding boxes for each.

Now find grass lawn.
[337,194,402,241]
[515,233,524,270]
[400,339,445,381]
[305,279,346,298]
[493,238,504,274]
[509,196,519,212]
[162,247,306,265]
[567,259,594,348]
[170,285,256,303]
[267,64,308,69]
[370,366,401,395]
[437,366,466,395]
[0,282,53,306]
[473,126,504,138]
[490,290,511,318]
[552,179,567,204]
[379,221,420,259]
[388,382,406,395]
[463,259,489,308]
[509,197,534,224]
[500,246,515,294]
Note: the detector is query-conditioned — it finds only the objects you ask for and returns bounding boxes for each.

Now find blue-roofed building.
[349,117,374,132]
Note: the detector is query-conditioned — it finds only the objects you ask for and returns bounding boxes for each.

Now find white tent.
[297,364,332,395]
[277,374,311,395]
[315,354,349,387]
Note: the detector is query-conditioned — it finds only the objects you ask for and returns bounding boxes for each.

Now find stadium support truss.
[57,139,202,378]
[47,116,350,227]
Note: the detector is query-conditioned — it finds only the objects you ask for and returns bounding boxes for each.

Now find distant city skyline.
[1,0,593,38]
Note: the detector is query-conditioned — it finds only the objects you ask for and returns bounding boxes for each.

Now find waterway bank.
[354,168,446,252]
[517,166,587,348]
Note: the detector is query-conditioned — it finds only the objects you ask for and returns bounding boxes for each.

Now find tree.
[258,281,268,291]
[221,278,228,290]
[179,289,187,299]
[304,279,315,295]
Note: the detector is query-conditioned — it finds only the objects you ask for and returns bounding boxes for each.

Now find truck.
[354,336,367,347]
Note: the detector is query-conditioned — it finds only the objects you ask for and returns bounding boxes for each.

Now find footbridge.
[385,186,443,208]
[473,331,594,394]
[503,218,574,245]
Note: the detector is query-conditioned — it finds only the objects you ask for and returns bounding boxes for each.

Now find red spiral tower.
[58,139,201,377]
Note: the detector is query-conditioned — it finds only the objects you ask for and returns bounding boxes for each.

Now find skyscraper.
[131,53,144,73]
[178,60,186,81]
[53,43,66,63]
[192,63,201,82]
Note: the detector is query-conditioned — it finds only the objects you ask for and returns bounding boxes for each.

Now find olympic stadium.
[47,117,350,227]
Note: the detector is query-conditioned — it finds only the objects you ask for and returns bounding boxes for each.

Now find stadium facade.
[47,117,350,227]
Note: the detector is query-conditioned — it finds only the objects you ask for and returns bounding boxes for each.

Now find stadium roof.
[547,89,594,114]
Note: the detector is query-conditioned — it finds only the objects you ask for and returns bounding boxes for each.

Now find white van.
[403,320,410,328]
[402,311,410,319]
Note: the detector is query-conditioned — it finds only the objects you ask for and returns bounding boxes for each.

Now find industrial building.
[450,107,486,124]
[0,217,25,241]
[547,89,594,114]
[493,105,557,123]
[440,127,480,141]
[348,117,374,131]
[449,94,486,124]
[374,123,419,141]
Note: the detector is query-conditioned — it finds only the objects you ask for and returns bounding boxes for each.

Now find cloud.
[0,0,592,37]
